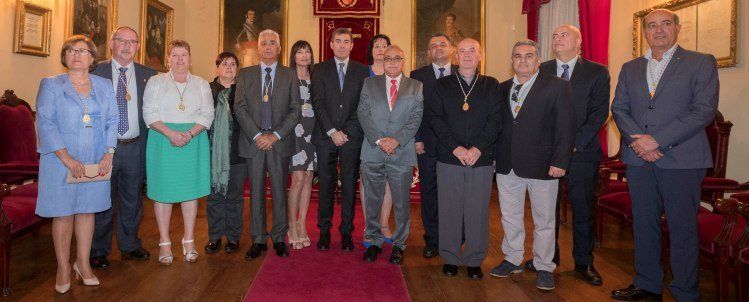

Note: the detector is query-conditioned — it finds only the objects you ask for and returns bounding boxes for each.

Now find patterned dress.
[290,79,317,171]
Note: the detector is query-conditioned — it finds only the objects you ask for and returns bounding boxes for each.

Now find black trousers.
[315,143,360,236]
[206,162,248,243]
[417,152,439,249]
[91,139,145,257]
[554,160,599,266]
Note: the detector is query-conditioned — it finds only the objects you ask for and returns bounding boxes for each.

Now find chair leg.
[713,250,732,302]
[0,241,10,296]
[739,262,749,302]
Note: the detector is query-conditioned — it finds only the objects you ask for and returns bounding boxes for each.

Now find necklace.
[456,72,478,111]
[647,56,669,99]
[170,73,190,111]
[71,79,92,125]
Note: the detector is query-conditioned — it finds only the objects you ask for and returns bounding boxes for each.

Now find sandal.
[182,238,199,263]
[297,222,311,248]
[158,241,173,266]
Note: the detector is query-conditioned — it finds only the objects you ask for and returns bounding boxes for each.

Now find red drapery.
[522,0,612,156]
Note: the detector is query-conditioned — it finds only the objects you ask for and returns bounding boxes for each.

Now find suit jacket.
[428,73,502,167]
[540,57,610,162]
[234,64,302,158]
[409,64,458,156]
[495,73,576,180]
[311,58,370,150]
[357,75,424,167]
[611,46,718,169]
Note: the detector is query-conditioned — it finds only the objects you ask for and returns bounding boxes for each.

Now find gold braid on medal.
[456,73,478,111]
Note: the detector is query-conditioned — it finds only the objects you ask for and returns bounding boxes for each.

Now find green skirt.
[146,123,210,203]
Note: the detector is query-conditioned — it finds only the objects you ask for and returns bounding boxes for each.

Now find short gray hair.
[643,9,680,29]
[110,26,138,41]
[258,29,280,44]
[512,39,539,56]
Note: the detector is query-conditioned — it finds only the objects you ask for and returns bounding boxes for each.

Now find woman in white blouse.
[142,40,214,265]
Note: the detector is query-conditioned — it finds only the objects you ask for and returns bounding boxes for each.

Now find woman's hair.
[60,34,99,71]
[168,39,191,55]
[367,34,391,65]
[215,51,239,67]
[289,40,315,75]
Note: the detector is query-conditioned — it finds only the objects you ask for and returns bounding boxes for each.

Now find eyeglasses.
[114,38,140,46]
[383,57,404,63]
[66,48,92,56]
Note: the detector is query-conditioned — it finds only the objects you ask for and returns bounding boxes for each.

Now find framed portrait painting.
[219,0,288,67]
[14,1,52,57]
[67,0,118,61]
[411,0,485,70]
[140,0,173,72]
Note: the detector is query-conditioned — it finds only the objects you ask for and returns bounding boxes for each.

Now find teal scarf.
[210,88,232,194]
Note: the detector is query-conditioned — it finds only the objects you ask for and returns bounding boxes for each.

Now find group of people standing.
[35,8,716,302]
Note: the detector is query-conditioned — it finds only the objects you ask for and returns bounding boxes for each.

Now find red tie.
[389,79,398,111]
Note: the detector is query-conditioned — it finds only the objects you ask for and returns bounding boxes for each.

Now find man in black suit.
[90,26,157,269]
[489,40,575,291]
[409,33,457,259]
[312,28,370,251]
[523,25,610,286]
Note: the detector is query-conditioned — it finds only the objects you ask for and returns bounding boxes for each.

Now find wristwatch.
[107,147,116,154]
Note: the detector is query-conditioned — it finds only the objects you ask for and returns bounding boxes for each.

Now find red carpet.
[244,202,411,302]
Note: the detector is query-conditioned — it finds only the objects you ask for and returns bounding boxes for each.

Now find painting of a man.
[221,0,285,67]
[235,9,261,67]
[413,0,483,69]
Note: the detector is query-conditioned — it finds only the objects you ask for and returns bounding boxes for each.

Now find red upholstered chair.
[734,202,749,302]
[0,90,38,186]
[701,112,739,205]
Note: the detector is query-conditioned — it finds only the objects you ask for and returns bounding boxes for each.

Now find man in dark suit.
[489,40,575,291]
[409,33,457,259]
[312,28,370,251]
[430,38,502,279]
[235,29,301,259]
[90,26,157,269]
[523,24,610,286]
[611,9,718,302]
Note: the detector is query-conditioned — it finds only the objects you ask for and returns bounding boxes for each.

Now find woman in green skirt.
[142,40,215,265]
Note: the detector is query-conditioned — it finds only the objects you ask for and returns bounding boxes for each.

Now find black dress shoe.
[389,247,404,264]
[317,232,330,251]
[442,264,458,277]
[364,246,381,262]
[273,242,290,257]
[225,241,239,253]
[466,266,483,279]
[245,243,267,260]
[575,265,603,286]
[524,259,537,272]
[611,285,662,301]
[423,246,438,258]
[205,239,222,254]
[90,256,110,270]
[341,233,354,252]
[124,247,151,260]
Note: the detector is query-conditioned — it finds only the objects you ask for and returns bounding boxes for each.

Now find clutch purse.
[66,164,111,183]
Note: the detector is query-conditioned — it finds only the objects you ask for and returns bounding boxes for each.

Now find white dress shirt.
[111,60,139,139]
[432,63,451,79]
[142,72,215,129]
[645,44,679,97]
[556,55,579,79]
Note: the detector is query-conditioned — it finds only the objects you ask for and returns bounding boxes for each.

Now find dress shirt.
[509,72,539,118]
[111,60,139,139]
[645,43,679,97]
[327,57,351,137]
[142,72,215,129]
[432,63,451,79]
[556,55,579,78]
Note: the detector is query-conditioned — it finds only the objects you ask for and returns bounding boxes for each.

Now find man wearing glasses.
[357,45,423,264]
[89,26,157,270]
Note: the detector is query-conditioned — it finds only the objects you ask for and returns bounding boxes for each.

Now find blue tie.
[438,67,445,79]
[261,67,273,130]
[338,62,345,92]
[116,67,129,135]
[561,64,570,81]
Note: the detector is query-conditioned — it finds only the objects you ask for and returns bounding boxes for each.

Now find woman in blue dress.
[35,35,118,294]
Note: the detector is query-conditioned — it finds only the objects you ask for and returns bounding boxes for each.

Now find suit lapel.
[636,58,650,100]
[271,66,283,104]
[101,61,113,80]
[569,57,584,84]
[342,62,355,94]
[652,46,683,101]
[515,74,547,121]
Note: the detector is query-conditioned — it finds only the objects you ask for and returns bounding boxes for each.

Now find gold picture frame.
[140,0,174,72]
[218,0,289,67]
[66,0,118,61]
[13,0,52,57]
[633,0,737,68]
[411,0,486,71]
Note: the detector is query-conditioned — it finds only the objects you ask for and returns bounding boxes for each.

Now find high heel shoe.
[297,222,311,248]
[158,241,173,266]
[182,238,199,262]
[72,262,100,286]
[55,283,71,294]
[287,231,303,250]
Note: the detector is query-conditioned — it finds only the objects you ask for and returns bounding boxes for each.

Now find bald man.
[523,24,610,286]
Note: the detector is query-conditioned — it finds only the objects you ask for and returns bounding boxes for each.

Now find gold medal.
[125,92,132,101]
[263,95,269,102]
[514,105,521,113]
[82,114,91,123]
[178,102,186,111]
[302,103,310,110]
[462,102,469,111]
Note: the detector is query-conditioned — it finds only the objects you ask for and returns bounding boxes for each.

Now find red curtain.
[522,0,551,41]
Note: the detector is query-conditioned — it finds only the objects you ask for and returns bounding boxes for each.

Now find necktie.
[561,64,570,81]
[389,79,398,111]
[116,67,129,135]
[338,62,345,91]
[438,67,445,79]
[261,68,272,130]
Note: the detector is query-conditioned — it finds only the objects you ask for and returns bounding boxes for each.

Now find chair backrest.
[706,111,732,178]
[0,90,37,164]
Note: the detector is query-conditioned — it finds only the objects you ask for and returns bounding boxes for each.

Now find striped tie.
[116,67,129,135]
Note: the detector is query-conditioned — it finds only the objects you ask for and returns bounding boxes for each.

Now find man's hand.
[640,149,663,162]
[380,137,399,155]
[464,147,482,166]
[331,131,349,146]
[415,142,425,155]
[630,134,659,156]
[255,134,276,151]
[452,146,470,166]
[548,166,566,178]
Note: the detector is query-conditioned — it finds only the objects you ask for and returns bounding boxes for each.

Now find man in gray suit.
[358,45,423,265]
[611,9,718,302]
[235,29,301,259]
